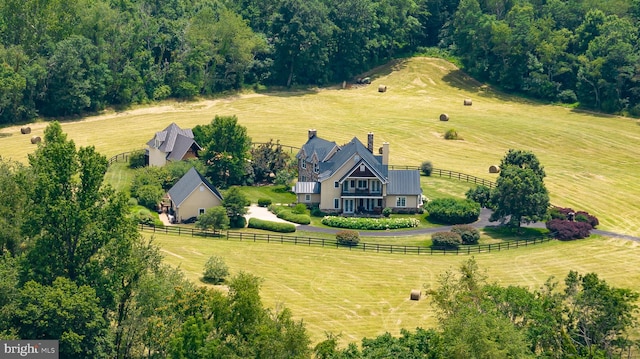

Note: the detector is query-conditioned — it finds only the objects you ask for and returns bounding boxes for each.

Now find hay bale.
[30,136,41,144]
[464,99,472,106]
[439,113,449,121]
[489,165,500,173]
[20,126,31,134]
[378,85,387,93]
[410,290,421,301]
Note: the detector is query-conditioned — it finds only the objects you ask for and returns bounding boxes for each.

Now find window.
[199,208,205,215]
[301,176,306,182]
[301,161,306,169]
[313,162,319,173]
[360,164,365,172]
[334,181,339,188]
[396,197,406,207]
[350,180,355,188]
[358,180,367,188]
[334,198,339,209]
[305,194,311,202]
[199,185,204,192]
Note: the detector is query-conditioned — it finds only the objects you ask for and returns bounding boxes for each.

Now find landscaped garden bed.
[321,216,420,230]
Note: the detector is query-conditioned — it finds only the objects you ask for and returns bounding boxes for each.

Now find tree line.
[2,0,638,124]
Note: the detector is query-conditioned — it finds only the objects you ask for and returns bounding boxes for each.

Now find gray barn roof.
[168,167,222,207]
[293,182,321,194]
[386,170,422,195]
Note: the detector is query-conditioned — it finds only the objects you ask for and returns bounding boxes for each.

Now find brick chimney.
[367,132,374,153]
[308,129,317,139]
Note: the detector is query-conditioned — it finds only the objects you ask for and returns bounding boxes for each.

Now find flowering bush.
[321,216,420,230]
[431,232,462,249]
[336,230,360,246]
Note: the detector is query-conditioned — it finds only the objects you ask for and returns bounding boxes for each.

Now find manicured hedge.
[257,198,272,207]
[336,230,360,246]
[269,206,311,225]
[321,216,420,230]
[247,218,296,233]
[431,231,462,249]
[425,198,480,224]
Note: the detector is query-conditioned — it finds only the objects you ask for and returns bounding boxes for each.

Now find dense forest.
[1,0,639,124]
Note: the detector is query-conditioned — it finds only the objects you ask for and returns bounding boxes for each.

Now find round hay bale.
[489,165,500,173]
[20,126,31,134]
[378,85,387,93]
[439,113,449,121]
[464,98,473,106]
[410,290,421,301]
[30,136,41,144]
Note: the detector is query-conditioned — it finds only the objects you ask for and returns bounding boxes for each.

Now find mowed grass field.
[152,232,640,345]
[1,57,638,235]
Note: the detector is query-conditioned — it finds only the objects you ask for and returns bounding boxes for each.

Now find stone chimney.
[308,129,317,139]
[382,142,389,165]
[367,132,374,153]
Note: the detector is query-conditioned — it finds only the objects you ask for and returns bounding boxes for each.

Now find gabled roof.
[292,182,320,194]
[297,136,338,163]
[168,167,223,207]
[321,137,388,182]
[147,123,201,159]
[386,170,422,195]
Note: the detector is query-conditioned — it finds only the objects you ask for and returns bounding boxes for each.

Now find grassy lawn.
[104,161,135,193]
[150,231,640,346]
[232,184,296,204]
[3,57,637,235]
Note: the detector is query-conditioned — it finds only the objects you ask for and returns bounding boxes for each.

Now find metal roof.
[293,182,320,194]
[386,170,422,195]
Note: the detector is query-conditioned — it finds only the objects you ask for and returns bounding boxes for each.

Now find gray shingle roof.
[292,182,320,194]
[297,136,337,162]
[321,137,388,181]
[386,170,422,195]
[168,167,223,207]
[147,123,201,160]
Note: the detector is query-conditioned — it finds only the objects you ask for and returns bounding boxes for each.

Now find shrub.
[336,230,360,246]
[558,89,577,104]
[431,232,462,249]
[135,209,155,226]
[153,85,172,100]
[202,256,229,284]
[451,224,480,245]
[426,198,480,224]
[229,216,246,229]
[310,205,325,217]
[292,203,308,214]
[128,150,146,169]
[548,207,598,228]
[465,185,492,208]
[135,184,164,210]
[257,198,272,207]
[575,211,599,228]
[127,197,138,207]
[247,218,296,233]
[382,207,392,218]
[321,216,420,230]
[546,219,592,240]
[270,206,311,224]
[444,129,459,140]
[420,161,433,176]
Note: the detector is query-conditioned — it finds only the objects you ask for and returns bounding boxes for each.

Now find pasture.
[151,231,640,345]
[1,57,638,235]
[2,56,640,347]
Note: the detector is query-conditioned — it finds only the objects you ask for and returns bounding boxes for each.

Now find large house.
[293,130,422,214]
[146,123,201,167]
[167,167,223,223]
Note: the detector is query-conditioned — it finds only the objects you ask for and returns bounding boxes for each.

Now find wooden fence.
[108,151,134,165]
[139,224,552,255]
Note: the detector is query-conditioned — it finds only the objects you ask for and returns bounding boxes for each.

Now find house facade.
[293,130,422,214]
[147,123,202,167]
[167,167,223,223]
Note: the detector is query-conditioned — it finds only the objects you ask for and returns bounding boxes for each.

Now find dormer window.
[301,160,306,169]
[313,162,319,173]
[360,164,365,172]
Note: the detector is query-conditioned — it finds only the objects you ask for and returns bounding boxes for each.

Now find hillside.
[1,57,639,236]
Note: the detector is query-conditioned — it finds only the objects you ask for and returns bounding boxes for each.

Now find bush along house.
[293,129,422,215]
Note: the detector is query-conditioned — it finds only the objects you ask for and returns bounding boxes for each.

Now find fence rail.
[139,223,552,255]
[108,151,135,165]
[388,165,495,189]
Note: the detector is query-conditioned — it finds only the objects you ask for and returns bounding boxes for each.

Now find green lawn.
[2,57,637,235]
[150,231,640,346]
